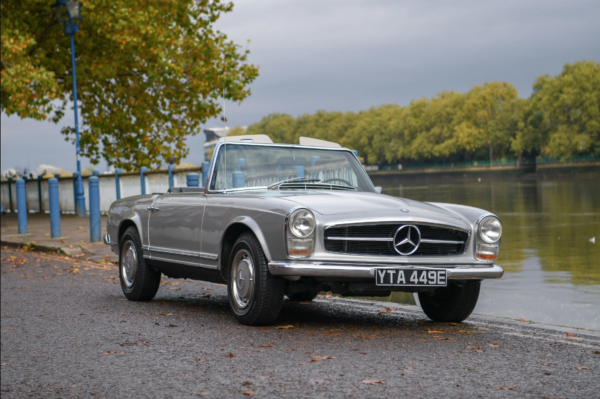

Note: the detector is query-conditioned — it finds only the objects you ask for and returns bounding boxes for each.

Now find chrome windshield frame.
[204,141,374,195]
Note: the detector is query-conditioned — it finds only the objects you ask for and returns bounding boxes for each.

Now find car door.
[148,192,207,267]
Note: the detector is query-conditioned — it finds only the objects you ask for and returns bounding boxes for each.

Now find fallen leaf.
[519,318,527,322]
[226,353,235,358]
[309,356,335,360]
[595,351,599,354]
[323,333,339,337]
[258,376,268,379]
[362,380,384,385]
[418,339,427,342]
[358,336,375,339]
[243,391,255,396]
[428,330,443,334]
[576,366,589,370]
[201,294,212,298]
[474,349,485,353]
[1,363,10,366]
[489,344,499,347]
[242,381,253,386]
[566,332,574,337]
[275,325,295,329]
[157,350,166,353]
[258,345,272,348]
[496,386,517,390]
[100,351,124,355]
[385,307,392,311]
[359,352,367,355]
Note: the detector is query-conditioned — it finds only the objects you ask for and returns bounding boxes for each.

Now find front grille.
[324,223,469,256]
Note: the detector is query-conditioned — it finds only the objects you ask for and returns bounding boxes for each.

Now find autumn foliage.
[1,0,258,169]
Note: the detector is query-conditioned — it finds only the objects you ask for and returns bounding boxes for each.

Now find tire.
[119,226,161,301]
[418,281,480,322]
[227,232,285,326]
[288,290,319,302]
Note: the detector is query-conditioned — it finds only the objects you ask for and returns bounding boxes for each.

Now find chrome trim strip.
[143,255,218,269]
[325,237,464,245]
[149,246,218,261]
[420,239,465,245]
[326,236,393,242]
[268,262,504,280]
[323,220,471,234]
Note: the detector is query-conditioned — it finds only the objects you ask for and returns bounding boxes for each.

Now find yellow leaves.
[274,325,295,330]
[362,380,384,385]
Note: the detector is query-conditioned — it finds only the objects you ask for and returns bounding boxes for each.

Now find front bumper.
[268,262,504,280]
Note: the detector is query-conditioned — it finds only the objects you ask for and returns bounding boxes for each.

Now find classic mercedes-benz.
[104,135,503,325]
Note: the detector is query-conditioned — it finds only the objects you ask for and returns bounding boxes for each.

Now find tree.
[531,61,600,158]
[455,82,518,162]
[1,0,259,169]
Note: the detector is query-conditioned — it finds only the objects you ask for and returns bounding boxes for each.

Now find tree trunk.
[488,139,494,162]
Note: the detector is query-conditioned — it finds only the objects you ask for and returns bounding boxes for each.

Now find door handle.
[147,206,160,212]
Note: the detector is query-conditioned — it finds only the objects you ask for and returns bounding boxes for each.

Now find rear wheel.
[418,281,480,322]
[228,232,285,326]
[119,227,161,301]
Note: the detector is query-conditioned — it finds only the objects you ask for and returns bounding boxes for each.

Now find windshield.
[209,144,376,193]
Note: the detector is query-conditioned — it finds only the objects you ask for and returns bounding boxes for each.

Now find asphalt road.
[1,248,599,398]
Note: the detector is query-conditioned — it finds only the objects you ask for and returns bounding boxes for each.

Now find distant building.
[203,126,247,162]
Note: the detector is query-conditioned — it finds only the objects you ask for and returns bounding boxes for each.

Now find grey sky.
[2,0,599,173]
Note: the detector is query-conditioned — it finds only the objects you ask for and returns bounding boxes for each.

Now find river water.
[370,178,599,330]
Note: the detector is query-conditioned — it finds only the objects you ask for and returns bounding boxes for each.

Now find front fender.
[224,216,273,261]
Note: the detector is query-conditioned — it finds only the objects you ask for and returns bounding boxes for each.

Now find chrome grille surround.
[323,222,470,257]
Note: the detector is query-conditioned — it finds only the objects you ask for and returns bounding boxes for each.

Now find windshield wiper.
[268,177,321,190]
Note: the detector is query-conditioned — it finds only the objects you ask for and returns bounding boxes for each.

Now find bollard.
[16,179,27,234]
[140,167,148,195]
[202,161,210,188]
[292,165,304,178]
[236,158,246,171]
[8,178,14,213]
[54,174,61,179]
[72,173,78,212]
[168,164,175,188]
[37,175,44,213]
[48,178,61,238]
[310,156,320,179]
[89,176,101,242]
[232,171,245,188]
[186,173,200,187]
[352,150,359,157]
[92,171,99,176]
[115,169,124,200]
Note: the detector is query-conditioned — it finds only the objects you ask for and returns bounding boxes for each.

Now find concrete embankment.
[367,161,600,186]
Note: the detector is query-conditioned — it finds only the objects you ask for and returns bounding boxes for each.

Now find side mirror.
[375,187,382,194]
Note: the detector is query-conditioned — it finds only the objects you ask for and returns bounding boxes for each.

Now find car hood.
[281,191,469,227]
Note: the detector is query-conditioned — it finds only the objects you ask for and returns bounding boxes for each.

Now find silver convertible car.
[103,135,504,325]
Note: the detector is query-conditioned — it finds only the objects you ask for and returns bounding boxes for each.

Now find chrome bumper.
[268,262,504,280]
[103,233,115,245]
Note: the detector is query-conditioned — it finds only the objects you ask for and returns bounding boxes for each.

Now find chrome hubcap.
[231,249,254,309]
[121,241,137,288]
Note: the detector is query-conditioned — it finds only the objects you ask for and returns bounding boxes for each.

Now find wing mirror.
[375,187,382,194]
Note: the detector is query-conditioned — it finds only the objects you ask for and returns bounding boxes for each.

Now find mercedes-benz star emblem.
[393,225,421,255]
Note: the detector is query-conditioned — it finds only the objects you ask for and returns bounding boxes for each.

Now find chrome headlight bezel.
[474,215,502,262]
[289,208,316,238]
[479,216,503,244]
[285,208,316,258]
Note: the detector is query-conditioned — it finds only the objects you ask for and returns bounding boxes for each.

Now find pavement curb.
[1,239,76,256]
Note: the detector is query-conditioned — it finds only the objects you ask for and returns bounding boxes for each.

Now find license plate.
[375,268,447,287]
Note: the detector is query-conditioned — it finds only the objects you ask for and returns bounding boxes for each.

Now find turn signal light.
[287,238,314,256]
[476,243,499,261]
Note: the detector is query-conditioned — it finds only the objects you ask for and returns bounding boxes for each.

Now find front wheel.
[418,281,480,322]
[119,227,161,301]
[228,232,285,326]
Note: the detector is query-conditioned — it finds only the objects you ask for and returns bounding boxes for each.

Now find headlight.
[479,217,502,243]
[289,209,315,238]
[287,208,316,257]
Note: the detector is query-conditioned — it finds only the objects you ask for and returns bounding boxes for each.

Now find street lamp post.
[51,0,86,217]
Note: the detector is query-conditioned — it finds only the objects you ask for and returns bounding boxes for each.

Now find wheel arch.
[117,212,144,250]
[219,217,272,279]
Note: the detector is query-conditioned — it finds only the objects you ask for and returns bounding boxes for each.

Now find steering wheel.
[321,178,354,186]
